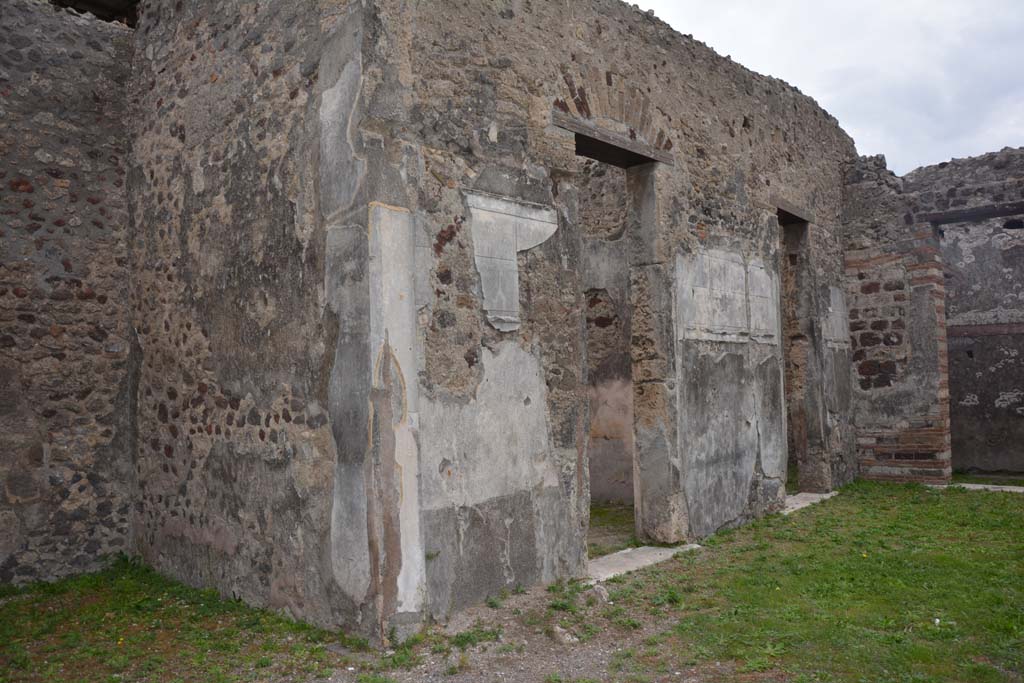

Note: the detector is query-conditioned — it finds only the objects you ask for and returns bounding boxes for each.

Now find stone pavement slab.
[586,544,701,583]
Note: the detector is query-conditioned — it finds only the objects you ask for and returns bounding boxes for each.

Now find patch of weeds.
[610,648,635,673]
[547,579,585,613]
[739,656,773,673]
[444,651,470,676]
[608,584,637,603]
[357,675,396,683]
[338,630,372,652]
[521,608,547,627]
[615,615,642,631]
[576,622,601,642]
[601,603,641,630]
[649,586,683,607]
[379,632,424,669]
[549,596,576,612]
[449,625,501,650]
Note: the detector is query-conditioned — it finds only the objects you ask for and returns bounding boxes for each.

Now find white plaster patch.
[586,544,701,583]
[748,258,780,343]
[367,203,425,615]
[418,341,558,511]
[465,191,558,331]
[677,249,747,341]
[783,491,838,515]
[959,393,980,406]
[675,248,779,344]
[823,286,851,347]
[994,389,1023,408]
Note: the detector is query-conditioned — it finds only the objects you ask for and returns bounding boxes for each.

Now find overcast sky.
[633,0,1024,175]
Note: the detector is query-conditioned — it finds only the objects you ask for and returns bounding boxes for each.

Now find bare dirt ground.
[326,569,784,683]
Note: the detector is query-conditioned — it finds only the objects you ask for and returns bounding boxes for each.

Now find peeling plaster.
[676,249,780,345]
[366,203,425,617]
[464,191,558,331]
[419,342,558,510]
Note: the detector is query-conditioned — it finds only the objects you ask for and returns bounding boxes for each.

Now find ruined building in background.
[1,0,1021,640]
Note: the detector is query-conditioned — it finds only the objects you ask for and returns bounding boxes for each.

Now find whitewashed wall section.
[823,286,851,348]
[367,202,426,616]
[676,248,780,344]
[464,192,559,332]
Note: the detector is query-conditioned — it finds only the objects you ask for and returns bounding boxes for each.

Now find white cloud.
[633,0,1024,174]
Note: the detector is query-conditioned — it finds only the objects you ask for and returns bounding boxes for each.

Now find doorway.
[580,158,635,557]
[564,126,663,556]
[778,209,812,493]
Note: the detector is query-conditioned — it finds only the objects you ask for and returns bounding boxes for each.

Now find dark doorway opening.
[556,112,669,551]
[778,209,812,493]
[579,158,636,557]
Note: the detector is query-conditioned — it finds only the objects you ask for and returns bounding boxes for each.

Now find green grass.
[582,481,1024,681]
[588,503,640,557]
[786,458,800,494]
[448,625,502,650]
[952,472,1024,487]
[2,482,1021,682]
[0,557,358,683]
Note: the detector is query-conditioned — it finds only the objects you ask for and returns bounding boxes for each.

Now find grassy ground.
[786,458,800,494]
[2,482,1022,682]
[587,503,638,557]
[953,472,1024,487]
[564,482,1023,682]
[0,559,358,683]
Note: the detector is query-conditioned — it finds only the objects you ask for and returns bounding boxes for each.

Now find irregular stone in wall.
[464,192,558,332]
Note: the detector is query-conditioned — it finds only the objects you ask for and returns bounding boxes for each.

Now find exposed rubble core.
[842,156,952,483]
[2,0,1020,640]
[0,0,134,584]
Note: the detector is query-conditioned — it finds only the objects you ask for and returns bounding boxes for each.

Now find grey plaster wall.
[911,148,1024,472]
[781,220,857,494]
[675,249,785,535]
[0,0,135,584]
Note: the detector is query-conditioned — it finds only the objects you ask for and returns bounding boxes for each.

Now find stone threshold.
[782,491,839,515]
[586,491,842,583]
[929,483,1024,494]
[586,544,702,583]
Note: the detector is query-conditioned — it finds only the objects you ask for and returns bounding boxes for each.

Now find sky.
[632,0,1024,175]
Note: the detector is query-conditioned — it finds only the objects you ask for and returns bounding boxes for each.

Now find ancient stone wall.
[127,0,365,631]
[0,1,135,583]
[906,148,1024,473]
[4,0,867,637]
[372,0,859,549]
[842,156,951,483]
